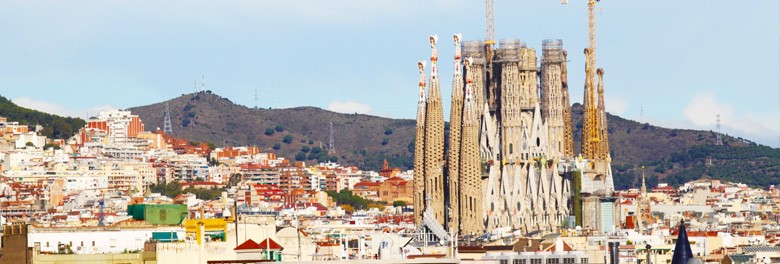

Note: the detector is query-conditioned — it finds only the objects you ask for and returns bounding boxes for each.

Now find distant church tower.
[636,167,653,233]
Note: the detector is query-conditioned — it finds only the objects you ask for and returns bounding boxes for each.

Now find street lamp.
[645,244,652,264]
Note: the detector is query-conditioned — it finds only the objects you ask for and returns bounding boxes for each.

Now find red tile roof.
[235,239,262,250]
[257,238,284,250]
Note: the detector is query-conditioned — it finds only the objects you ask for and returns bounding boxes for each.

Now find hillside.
[129,91,415,170]
[0,95,86,139]
[569,103,779,189]
[130,92,780,189]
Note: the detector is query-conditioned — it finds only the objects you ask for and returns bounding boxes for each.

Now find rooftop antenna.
[193,80,198,94]
[328,122,335,154]
[715,114,723,145]
[254,89,258,109]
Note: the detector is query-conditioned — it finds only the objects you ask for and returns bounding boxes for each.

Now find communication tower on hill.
[716,114,723,145]
[328,122,335,154]
[164,102,174,136]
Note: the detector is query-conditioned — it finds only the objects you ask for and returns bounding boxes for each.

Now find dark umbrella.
[671,220,694,264]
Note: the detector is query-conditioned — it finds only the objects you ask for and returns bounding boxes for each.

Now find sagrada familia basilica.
[414,33,615,239]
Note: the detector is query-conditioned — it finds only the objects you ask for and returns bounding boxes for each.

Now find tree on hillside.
[283,134,293,144]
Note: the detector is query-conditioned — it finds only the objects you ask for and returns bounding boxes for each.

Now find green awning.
[152,232,179,241]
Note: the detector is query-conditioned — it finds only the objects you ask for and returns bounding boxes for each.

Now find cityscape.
[0,1,778,264]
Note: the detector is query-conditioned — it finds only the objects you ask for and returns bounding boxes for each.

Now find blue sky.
[0,1,778,147]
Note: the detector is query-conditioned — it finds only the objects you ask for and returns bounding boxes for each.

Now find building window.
[547,258,560,264]
[160,209,167,221]
[514,259,527,264]
[564,258,575,264]
[531,259,542,264]
[500,260,509,264]
[581,258,589,264]
[92,241,95,246]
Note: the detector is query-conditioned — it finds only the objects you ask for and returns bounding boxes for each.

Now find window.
[160,209,167,221]
[500,260,509,264]
[514,259,527,264]
[92,241,95,247]
[564,258,575,264]
[547,258,560,264]
[581,258,589,264]
[531,259,542,264]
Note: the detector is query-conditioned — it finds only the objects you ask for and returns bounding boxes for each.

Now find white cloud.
[12,97,115,119]
[11,97,72,117]
[682,93,734,127]
[680,93,779,147]
[605,95,628,116]
[327,100,373,115]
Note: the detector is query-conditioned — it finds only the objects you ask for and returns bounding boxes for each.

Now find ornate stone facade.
[414,34,614,237]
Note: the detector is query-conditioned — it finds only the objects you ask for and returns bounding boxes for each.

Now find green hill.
[130,92,780,189]
[0,95,86,139]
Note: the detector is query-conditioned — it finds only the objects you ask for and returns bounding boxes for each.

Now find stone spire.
[561,50,575,157]
[459,57,484,235]
[596,68,610,161]
[413,60,427,226]
[424,35,446,225]
[540,39,565,159]
[581,48,597,160]
[447,33,464,232]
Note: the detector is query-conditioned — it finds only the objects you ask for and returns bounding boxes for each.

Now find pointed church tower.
[561,50,575,157]
[459,58,484,235]
[596,68,610,161]
[447,33,464,232]
[413,60,427,226]
[423,35,446,224]
[581,48,597,160]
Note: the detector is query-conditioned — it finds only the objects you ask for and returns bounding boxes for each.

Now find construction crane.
[564,0,602,159]
[485,0,495,64]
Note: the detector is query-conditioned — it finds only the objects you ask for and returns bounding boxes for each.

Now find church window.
[509,144,513,154]
[536,138,541,147]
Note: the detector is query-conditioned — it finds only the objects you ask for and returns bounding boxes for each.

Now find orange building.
[353,177,412,204]
[213,146,261,159]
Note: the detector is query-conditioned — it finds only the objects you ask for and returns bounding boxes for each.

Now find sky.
[0,1,778,147]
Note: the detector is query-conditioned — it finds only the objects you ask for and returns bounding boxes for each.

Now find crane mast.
[588,0,597,72]
[485,0,495,46]
[585,0,600,159]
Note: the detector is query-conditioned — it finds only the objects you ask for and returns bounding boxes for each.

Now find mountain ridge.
[116,91,780,189]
